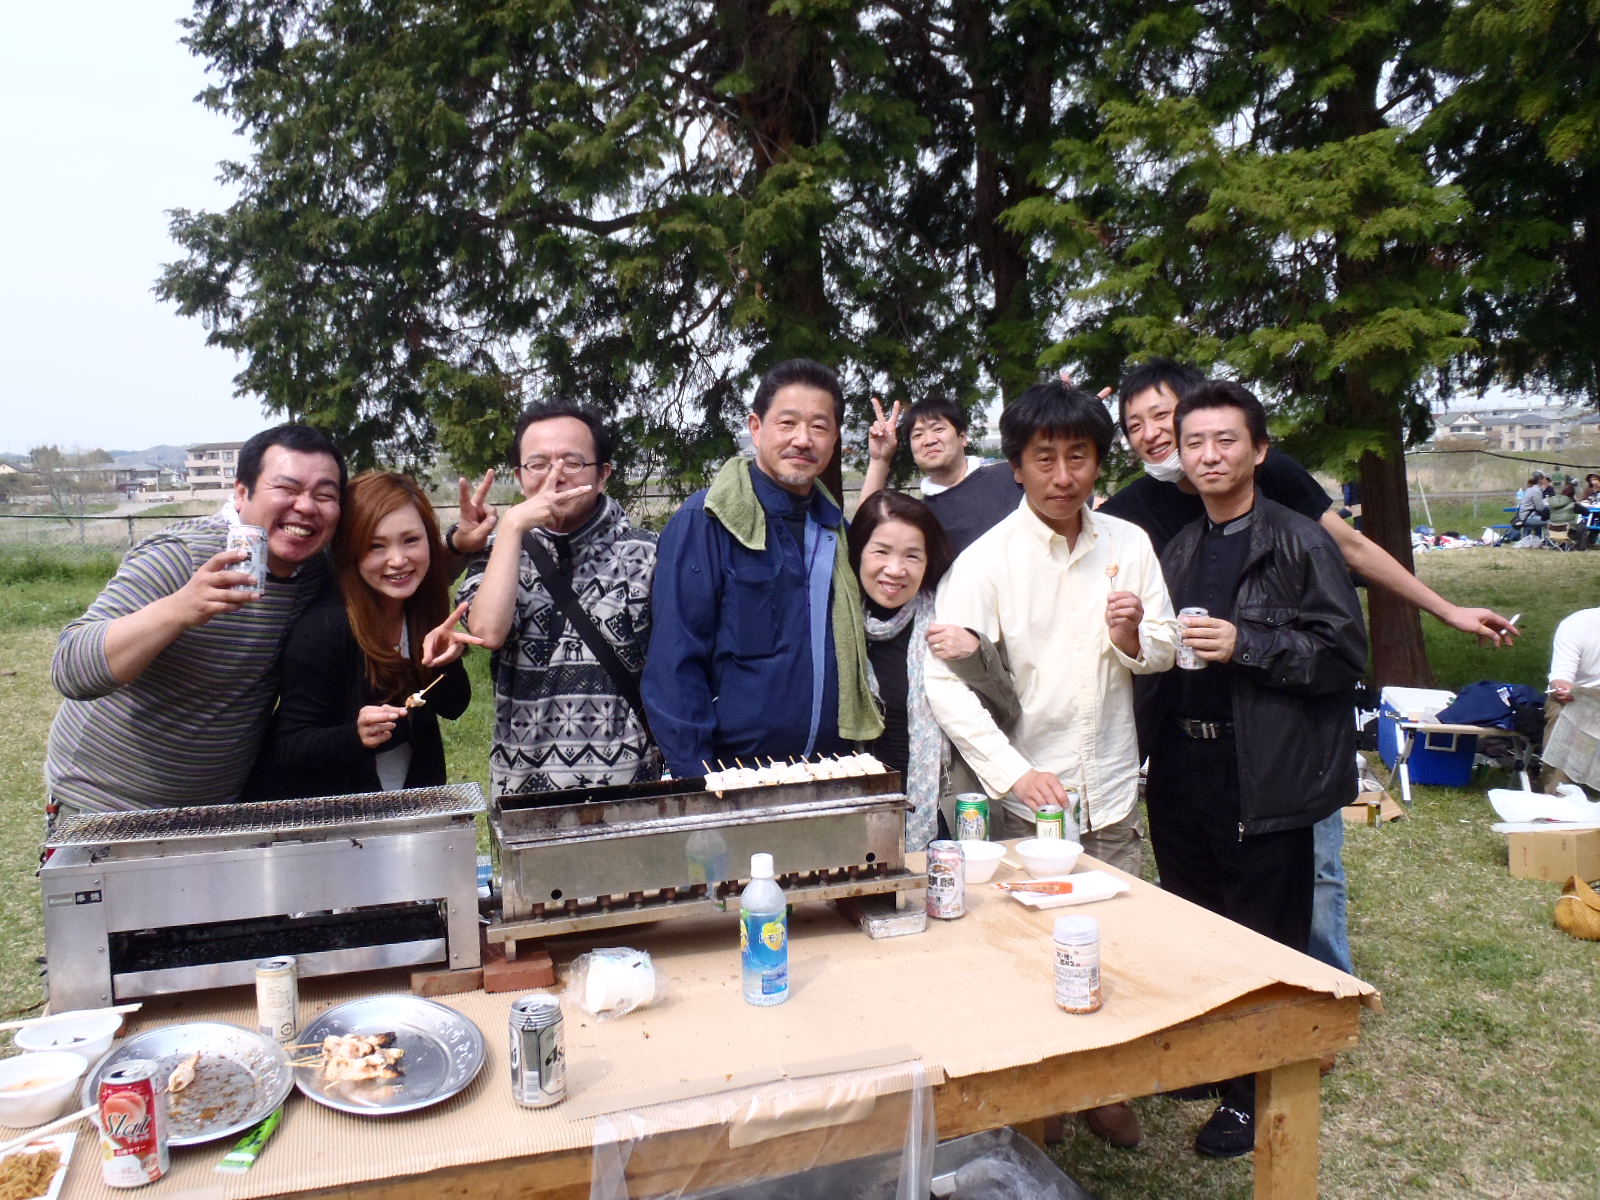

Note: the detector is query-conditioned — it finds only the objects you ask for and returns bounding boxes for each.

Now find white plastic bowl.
[0,1050,89,1127]
[1015,838,1083,879]
[14,1011,122,1066]
[957,840,1007,883]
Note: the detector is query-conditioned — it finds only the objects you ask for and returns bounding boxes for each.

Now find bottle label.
[741,909,788,994]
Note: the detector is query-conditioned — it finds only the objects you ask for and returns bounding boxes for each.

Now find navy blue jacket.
[643,466,845,777]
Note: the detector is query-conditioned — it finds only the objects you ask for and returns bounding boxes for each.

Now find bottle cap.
[1054,914,1099,942]
[751,852,775,879]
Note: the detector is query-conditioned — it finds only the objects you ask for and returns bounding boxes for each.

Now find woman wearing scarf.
[851,491,1018,851]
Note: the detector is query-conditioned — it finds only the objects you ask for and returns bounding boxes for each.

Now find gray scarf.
[863,591,942,852]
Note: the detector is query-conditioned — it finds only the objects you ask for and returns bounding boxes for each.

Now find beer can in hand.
[1177,606,1209,670]
[98,1060,169,1187]
[226,524,269,592]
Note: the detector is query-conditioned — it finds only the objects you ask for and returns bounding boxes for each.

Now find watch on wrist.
[444,523,461,555]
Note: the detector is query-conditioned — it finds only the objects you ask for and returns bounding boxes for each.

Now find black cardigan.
[250,596,471,799]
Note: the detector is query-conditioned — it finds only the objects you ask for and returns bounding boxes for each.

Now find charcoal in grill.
[110,903,448,973]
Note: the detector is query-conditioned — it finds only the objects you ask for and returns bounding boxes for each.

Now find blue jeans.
[1308,811,1353,973]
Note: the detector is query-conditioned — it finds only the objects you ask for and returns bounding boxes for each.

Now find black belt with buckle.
[1176,717,1234,740]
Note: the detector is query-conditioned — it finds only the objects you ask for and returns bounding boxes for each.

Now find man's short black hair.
[752,358,844,425]
[1000,381,1114,467]
[904,395,968,436]
[1116,357,1206,432]
[511,401,615,467]
[236,424,347,494]
[1174,380,1271,449]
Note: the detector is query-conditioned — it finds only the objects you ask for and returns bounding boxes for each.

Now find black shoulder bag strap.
[521,531,652,736]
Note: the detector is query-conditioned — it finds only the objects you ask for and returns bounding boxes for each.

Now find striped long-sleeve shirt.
[46,516,326,814]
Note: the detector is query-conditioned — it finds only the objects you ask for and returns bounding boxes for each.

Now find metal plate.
[292,995,486,1116]
[80,1022,293,1146]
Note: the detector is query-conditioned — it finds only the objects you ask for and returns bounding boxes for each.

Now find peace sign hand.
[868,396,902,464]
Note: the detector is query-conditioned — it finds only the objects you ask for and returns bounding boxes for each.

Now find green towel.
[705,457,883,743]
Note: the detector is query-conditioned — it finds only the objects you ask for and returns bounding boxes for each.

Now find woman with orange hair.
[252,472,479,798]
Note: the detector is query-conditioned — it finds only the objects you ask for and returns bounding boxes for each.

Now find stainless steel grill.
[489,771,925,944]
[41,785,485,1010]
[47,784,484,847]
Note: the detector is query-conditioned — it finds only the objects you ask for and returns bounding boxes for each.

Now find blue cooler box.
[1376,685,1477,787]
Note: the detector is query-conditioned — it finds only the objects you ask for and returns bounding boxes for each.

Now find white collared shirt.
[924,497,1179,830]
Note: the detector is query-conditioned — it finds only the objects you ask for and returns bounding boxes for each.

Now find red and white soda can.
[98,1060,169,1188]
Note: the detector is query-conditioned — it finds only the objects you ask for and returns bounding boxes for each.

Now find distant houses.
[1431,406,1600,452]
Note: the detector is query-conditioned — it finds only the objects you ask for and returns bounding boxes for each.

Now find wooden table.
[56,862,1373,1200]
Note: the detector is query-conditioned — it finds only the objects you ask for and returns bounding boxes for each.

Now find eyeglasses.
[518,455,599,475]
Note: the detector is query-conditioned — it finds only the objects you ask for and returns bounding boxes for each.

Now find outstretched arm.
[1319,511,1518,646]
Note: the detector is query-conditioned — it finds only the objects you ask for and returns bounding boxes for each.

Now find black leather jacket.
[1156,496,1368,836]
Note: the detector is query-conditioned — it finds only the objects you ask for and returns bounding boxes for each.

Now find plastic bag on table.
[590,1059,934,1200]
[566,948,663,1021]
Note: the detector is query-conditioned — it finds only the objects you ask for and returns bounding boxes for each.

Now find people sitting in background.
[1581,473,1600,505]
[849,491,1018,850]
[1515,474,1550,537]
[1541,606,1600,793]
[1548,481,1579,530]
[252,472,475,798]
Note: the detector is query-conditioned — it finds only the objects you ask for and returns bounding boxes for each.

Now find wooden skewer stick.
[0,1105,97,1158]
[0,1003,142,1033]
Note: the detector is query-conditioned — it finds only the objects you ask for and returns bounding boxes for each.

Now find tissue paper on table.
[1002,870,1131,909]
[1489,784,1600,831]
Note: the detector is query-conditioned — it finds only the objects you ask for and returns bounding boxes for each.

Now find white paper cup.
[584,952,657,1013]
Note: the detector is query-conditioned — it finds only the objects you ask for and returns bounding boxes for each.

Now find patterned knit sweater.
[458,495,658,795]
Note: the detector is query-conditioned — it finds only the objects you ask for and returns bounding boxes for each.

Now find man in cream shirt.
[924,380,1179,869]
[922,378,1178,1152]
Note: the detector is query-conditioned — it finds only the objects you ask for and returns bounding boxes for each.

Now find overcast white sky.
[0,1,267,455]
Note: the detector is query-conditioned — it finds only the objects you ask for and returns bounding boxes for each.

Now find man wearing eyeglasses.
[458,402,659,793]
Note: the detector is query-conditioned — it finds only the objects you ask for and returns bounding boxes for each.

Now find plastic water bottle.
[739,853,789,1006]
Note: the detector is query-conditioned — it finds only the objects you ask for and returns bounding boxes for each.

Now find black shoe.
[1194,1103,1254,1158]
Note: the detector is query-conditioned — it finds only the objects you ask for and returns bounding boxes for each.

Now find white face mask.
[1144,447,1186,484]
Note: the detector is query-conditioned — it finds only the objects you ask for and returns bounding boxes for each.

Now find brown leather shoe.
[1084,1101,1142,1149]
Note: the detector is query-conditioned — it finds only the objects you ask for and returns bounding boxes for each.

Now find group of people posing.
[44,356,1517,1160]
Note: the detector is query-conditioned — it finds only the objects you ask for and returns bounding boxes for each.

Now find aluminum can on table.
[255,956,298,1045]
[509,994,566,1108]
[1177,606,1209,670]
[1053,914,1103,1013]
[1034,804,1066,839]
[954,794,989,841]
[925,840,966,919]
[226,524,269,592]
[98,1060,169,1187]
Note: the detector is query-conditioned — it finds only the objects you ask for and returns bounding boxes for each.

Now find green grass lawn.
[4,545,1599,1197]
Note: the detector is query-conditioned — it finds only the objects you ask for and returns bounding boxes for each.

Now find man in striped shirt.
[46,425,345,816]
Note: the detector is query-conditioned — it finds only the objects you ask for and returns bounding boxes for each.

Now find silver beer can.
[255,956,298,1045]
[226,524,269,592]
[509,994,566,1108]
[1177,606,1209,670]
[925,840,966,919]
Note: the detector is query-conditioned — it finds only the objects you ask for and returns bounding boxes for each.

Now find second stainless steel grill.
[489,771,926,946]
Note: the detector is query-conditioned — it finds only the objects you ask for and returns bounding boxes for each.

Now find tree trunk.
[1348,370,1434,688]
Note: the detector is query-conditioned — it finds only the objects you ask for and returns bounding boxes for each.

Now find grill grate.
[46,783,485,848]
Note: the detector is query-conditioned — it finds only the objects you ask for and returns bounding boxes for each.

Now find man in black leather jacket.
[1147,380,1367,1159]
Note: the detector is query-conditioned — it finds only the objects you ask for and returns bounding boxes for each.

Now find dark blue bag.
[1435,681,1545,732]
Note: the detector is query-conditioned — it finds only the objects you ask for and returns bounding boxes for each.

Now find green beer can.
[954,794,989,841]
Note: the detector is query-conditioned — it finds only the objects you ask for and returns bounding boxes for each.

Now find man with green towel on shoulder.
[643,358,882,778]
